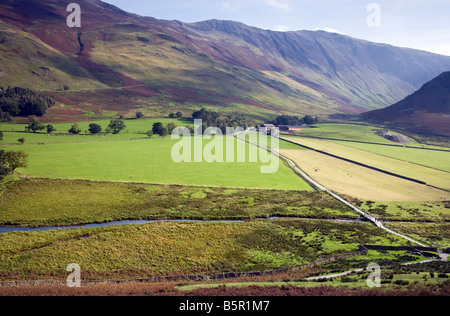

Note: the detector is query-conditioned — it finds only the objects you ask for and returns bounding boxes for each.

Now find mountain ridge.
[1,0,450,120]
[361,71,450,136]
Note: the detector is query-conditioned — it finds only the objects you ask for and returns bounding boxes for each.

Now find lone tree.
[0,150,9,178]
[68,123,81,135]
[17,138,25,144]
[152,122,164,135]
[160,127,169,138]
[1,150,29,174]
[108,119,126,134]
[167,122,177,134]
[176,111,183,118]
[0,131,3,141]
[46,124,56,134]
[136,111,144,119]
[25,116,45,133]
[88,123,102,135]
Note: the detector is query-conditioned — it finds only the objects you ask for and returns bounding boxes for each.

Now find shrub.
[393,280,410,286]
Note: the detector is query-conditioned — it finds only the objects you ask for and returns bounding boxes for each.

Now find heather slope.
[1,0,450,118]
[361,72,450,136]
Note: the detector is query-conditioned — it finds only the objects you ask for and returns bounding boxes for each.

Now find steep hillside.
[361,72,450,136]
[1,0,450,120]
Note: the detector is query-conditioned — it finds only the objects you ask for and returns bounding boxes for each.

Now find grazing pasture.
[1,136,311,190]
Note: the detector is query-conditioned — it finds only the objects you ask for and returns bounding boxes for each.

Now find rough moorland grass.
[3,137,311,191]
[385,222,450,248]
[357,200,450,223]
[0,219,407,281]
[0,179,354,227]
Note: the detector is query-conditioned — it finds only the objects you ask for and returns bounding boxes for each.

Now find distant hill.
[1,0,450,120]
[360,72,450,137]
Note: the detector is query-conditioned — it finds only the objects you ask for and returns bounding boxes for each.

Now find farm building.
[278,125,310,133]
[256,124,276,133]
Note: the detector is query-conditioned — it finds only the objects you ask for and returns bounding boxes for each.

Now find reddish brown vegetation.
[1,282,448,297]
[186,284,450,297]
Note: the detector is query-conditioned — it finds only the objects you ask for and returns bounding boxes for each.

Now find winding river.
[0,217,362,234]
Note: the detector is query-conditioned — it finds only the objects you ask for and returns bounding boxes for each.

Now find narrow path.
[235,133,428,247]
[306,269,363,281]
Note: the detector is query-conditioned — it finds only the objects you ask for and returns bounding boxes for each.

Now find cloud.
[265,0,291,12]
[314,27,344,34]
[272,25,290,32]
[425,44,450,56]
[221,2,242,12]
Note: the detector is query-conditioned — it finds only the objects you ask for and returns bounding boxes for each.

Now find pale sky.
[104,0,450,56]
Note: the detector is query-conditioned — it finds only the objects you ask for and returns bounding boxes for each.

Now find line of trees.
[271,114,319,126]
[149,122,181,138]
[21,117,128,135]
[192,108,251,133]
[0,87,54,119]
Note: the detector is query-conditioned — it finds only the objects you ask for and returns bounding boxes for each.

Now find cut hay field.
[280,148,450,202]
[0,179,353,227]
[293,123,450,172]
[0,219,406,282]
[331,140,450,173]
[282,136,450,190]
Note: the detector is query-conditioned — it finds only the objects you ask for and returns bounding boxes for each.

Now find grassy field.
[0,179,355,227]
[294,124,414,144]
[1,120,448,292]
[1,136,310,190]
[280,148,450,201]
[282,136,450,190]
[0,219,407,281]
